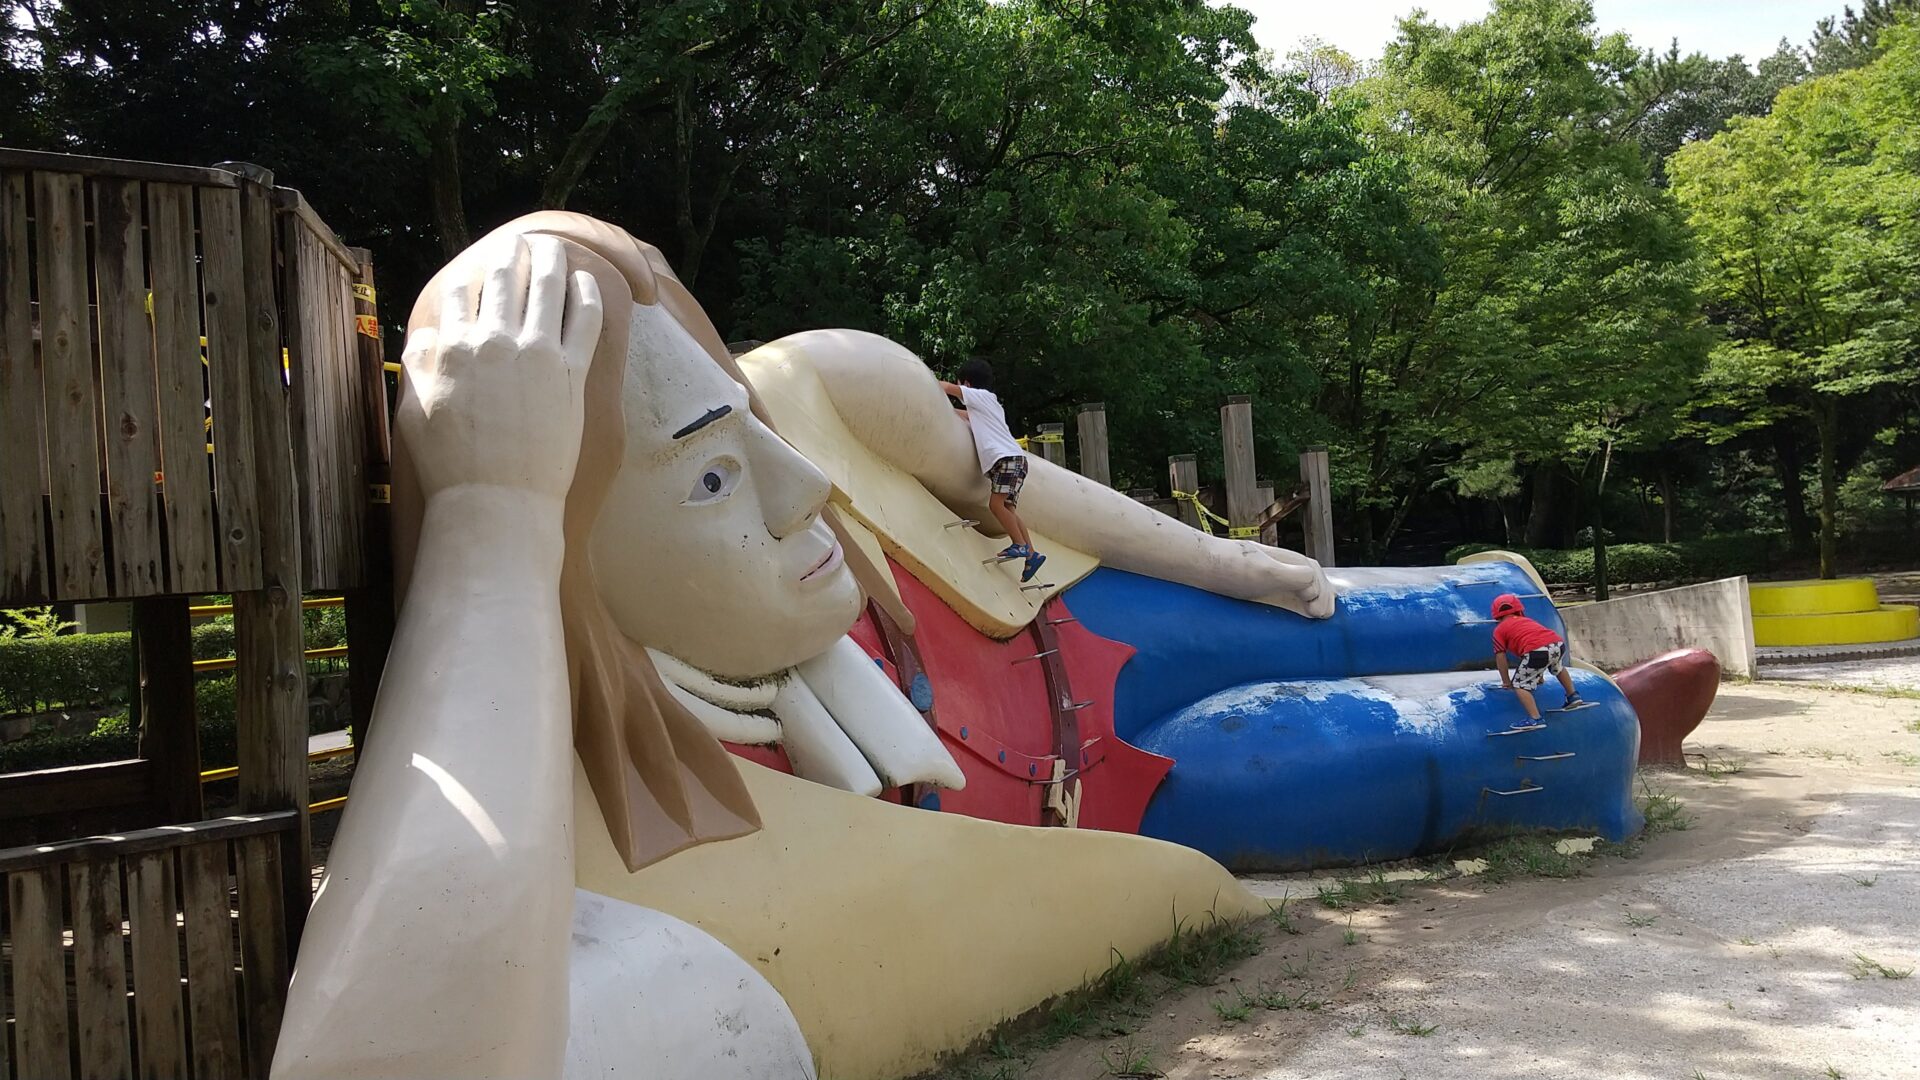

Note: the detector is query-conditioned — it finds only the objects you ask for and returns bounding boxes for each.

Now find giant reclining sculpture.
[273,214,1641,1080]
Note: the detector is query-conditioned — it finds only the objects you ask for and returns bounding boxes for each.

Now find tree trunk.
[1815,397,1839,579]
[1659,465,1674,544]
[1771,423,1814,555]
[428,106,470,258]
[1524,465,1559,548]
[1592,442,1614,602]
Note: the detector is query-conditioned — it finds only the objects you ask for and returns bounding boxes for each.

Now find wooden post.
[344,248,394,751]
[229,173,310,999]
[1254,479,1275,547]
[1300,446,1335,567]
[1075,403,1110,486]
[134,596,202,824]
[1168,454,1201,529]
[1220,395,1259,535]
[1035,422,1066,467]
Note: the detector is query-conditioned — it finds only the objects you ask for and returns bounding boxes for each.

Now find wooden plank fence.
[0,813,300,1080]
[0,148,380,605]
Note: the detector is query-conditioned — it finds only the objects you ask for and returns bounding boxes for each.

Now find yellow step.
[1749,577,1881,617]
[1752,604,1919,647]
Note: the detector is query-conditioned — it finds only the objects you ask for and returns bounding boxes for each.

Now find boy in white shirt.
[938,358,1045,582]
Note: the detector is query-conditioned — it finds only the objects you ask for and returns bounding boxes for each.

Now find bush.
[0,676,241,773]
[1444,533,1778,586]
[0,632,136,715]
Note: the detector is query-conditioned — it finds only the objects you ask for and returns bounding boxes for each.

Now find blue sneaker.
[1021,550,1047,583]
[996,543,1028,560]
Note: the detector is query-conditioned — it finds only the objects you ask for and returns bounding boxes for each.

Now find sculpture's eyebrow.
[671,404,732,440]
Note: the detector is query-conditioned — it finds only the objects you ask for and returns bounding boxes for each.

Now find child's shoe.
[996,543,1028,561]
[1021,549,1047,583]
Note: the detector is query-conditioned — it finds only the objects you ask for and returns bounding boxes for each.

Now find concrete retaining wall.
[1561,576,1756,678]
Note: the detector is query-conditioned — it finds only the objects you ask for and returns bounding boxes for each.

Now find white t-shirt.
[958,387,1025,475]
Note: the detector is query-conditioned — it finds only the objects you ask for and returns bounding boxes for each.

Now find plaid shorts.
[1513,641,1565,691]
[987,455,1029,505]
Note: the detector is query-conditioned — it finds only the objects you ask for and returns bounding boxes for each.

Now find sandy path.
[1014,683,1920,1080]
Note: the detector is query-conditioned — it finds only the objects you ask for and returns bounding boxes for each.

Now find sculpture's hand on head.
[398,233,603,504]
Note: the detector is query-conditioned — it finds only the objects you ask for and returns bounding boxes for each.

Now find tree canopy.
[4,0,1916,571]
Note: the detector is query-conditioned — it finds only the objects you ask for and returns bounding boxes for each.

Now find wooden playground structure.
[0,148,1334,1078]
[0,148,391,1079]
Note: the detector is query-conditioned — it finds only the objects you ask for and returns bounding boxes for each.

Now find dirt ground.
[1004,682,1920,1080]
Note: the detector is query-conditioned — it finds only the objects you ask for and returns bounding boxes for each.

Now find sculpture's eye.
[685,458,741,504]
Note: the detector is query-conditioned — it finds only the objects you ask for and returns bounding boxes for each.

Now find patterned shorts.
[1513,641,1565,691]
[987,455,1029,505]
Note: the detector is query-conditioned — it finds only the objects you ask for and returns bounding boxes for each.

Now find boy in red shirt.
[1490,593,1584,722]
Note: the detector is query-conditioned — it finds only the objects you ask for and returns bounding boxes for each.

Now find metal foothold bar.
[944,519,978,529]
[1515,752,1576,762]
[1012,649,1060,664]
[1021,582,1056,592]
[1061,701,1095,711]
[1482,783,1544,796]
[1045,617,1079,625]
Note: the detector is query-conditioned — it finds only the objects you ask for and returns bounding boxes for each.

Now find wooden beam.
[0,147,241,188]
[0,170,49,603]
[8,866,74,1080]
[1220,395,1258,533]
[136,596,204,823]
[1035,422,1066,467]
[231,173,312,965]
[1075,402,1110,486]
[92,175,166,596]
[0,811,297,874]
[1300,446,1335,567]
[1168,455,1201,529]
[35,169,109,599]
[346,248,395,750]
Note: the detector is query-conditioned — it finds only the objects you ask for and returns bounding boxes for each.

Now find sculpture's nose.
[750,426,831,540]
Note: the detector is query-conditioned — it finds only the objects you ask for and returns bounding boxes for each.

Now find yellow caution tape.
[1171,490,1261,540]
[368,483,392,504]
[352,283,377,303]
[383,361,402,374]
[1028,431,1065,444]
[356,313,380,339]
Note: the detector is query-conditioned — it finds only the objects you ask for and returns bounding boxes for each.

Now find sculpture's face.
[590,304,863,678]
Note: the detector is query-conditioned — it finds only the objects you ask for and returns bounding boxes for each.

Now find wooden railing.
[0,811,300,1079]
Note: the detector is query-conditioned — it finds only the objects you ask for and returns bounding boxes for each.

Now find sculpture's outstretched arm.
[772,330,1332,618]
[273,236,604,1078]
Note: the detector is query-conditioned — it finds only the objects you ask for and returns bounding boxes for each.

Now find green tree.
[1338,0,1706,562]
[1670,19,1920,576]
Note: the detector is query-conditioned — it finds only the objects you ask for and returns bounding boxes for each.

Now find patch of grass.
[1851,875,1878,888]
[1805,682,1920,702]
[1279,958,1310,980]
[1476,835,1586,884]
[1100,1037,1159,1078]
[1268,892,1301,935]
[1210,996,1252,1023]
[1159,915,1262,988]
[1738,937,1758,946]
[950,1064,1021,1080]
[1347,1023,1366,1038]
[1625,911,1660,928]
[1342,916,1359,946]
[1387,1014,1438,1037]
[1907,718,1920,734]
[1640,784,1694,835]
[1825,1065,1845,1079]
[1700,755,1747,779]
[1850,953,1913,980]
[1881,750,1920,767]
[1342,966,1360,991]
[1803,747,1860,764]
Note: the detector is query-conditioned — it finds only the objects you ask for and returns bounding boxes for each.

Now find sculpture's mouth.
[799,540,844,583]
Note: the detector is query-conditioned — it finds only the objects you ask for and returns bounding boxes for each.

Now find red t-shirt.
[1493,615,1561,658]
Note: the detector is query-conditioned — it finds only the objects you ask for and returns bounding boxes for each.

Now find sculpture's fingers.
[477,235,531,332]
[521,235,568,350]
[560,268,604,372]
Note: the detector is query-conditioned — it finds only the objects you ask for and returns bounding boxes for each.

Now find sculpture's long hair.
[395,212,896,871]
